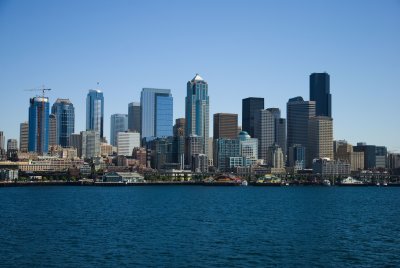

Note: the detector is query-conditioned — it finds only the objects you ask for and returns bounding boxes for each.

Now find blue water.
[1,186,399,267]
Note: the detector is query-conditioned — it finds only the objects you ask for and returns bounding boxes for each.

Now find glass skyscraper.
[310,72,331,117]
[86,89,104,138]
[140,88,173,139]
[51,98,75,147]
[28,97,50,154]
[185,74,210,157]
[128,102,141,133]
[110,114,128,146]
[242,97,264,138]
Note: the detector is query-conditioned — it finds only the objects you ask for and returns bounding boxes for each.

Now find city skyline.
[0,1,399,151]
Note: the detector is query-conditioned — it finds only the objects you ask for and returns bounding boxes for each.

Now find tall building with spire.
[185,74,210,157]
[28,97,50,154]
[51,98,75,147]
[86,89,104,138]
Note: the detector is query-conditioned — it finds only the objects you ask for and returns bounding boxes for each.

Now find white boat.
[341,177,363,185]
[322,180,331,186]
[241,180,248,186]
[382,181,388,186]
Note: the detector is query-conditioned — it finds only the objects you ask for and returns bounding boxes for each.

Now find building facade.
[238,131,258,166]
[128,102,141,133]
[213,113,238,139]
[214,138,240,172]
[49,114,57,147]
[141,88,173,139]
[81,131,100,159]
[185,74,209,158]
[28,97,50,154]
[242,97,264,138]
[19,122,29,153]
[117,131,140,156]
[86,89,104,138]
[51,98,75,147]
[110,114,128,146]
[310,72,331,117]
[308,116,334,166]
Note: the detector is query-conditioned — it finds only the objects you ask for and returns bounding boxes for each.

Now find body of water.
[1,186,399,267]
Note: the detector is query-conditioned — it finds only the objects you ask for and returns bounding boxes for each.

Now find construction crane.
[24,86,51,98]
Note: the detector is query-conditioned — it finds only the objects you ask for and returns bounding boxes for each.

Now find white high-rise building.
[117,132,140,156]
[81,131,100,159]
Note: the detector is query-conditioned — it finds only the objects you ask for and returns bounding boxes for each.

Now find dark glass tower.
[242,97,264,138]
[310,73,331,117]
[51,98,75,147]
[28,97,50,153]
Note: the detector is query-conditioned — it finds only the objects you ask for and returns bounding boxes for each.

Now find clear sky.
[0,0,399,151]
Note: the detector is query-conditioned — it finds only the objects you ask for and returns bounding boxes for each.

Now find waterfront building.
[312,158,350,178]
[86,89,104,138]
[192,154,208,173]
[51,98,75,147]
[214,138,240,172]
[353,143,388,169]
[18,157,84,173]
[141,88,173,139]
[49,114,57,146]
[110,114,128,146]
[308,116,334,166]
[117,131,140,156]
[254,109,275,163]
[102,172,144,183]
[213,113,238,139]
[69,134,82,158]
[173,118,186,137]
[128,102,141,133]
[0,169,18,181]
[185,135,204,168]
[288,144,306,171]
[242,97,264,138]
[310,72,331,117]
[19,122,29,153]
[287,97,316,164]
[147,137,174,170]
[81,131,101,159]
[28,97,50,154]
[185,74,209,157]
[238,131,258,166]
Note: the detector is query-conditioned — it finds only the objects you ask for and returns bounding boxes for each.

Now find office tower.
[287,96,316,157]
[86,89,104,138]
[49,114,57,146]
[0,131,4,150]
[353,143,388,169]
[81,130,100,159]
[128,102,141,133]
[254,109,274,162]
[288,144,306,171]
[192,154,208,173]
[185,74,209,157]
[276,118,286,155]
[185,135,204,168]
[267,145,284,168]
[308,116,334,166]
[310,72,331,117]
[19,122,29,152]
[100,143,113,157]
[242,97,264,138]
[117,131,140,156]
[214,138,240,172]
[69,133,82,157]
[388,153,400,170]
[238,131,258,166]
[28,97,50,154]
[7,139,18,151]
[110,114,128,146]
[147,137,174,170]
[213,113,238,139]
[141,88,173,139]
[173,118,186,137]
[51,98,75,147]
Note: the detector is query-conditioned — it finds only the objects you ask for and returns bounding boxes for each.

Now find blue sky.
[0,0,399,151]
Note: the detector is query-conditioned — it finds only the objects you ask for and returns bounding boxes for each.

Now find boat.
[322,179,331,186]
[382,181,388,186]
[241,180,248,186]
[339,177,364,186]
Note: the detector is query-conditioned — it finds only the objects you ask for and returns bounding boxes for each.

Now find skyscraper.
[213,113,238,139]
[0,131,4,151]
[19,122,29,152]
[185,74,209,157]
[51,98,75,147]
[117,131,140,156]
[28,97,50,154]
[49,114,57,147]
[141,88,173,139]
[173,118,186,137]
[81,130,101,159]
[254,109,275,162]
[110,114,128,146]
[242,97,264,138]
[86,89,104,138]
[308,116,334,166]
[128,102,141,133]
[69,133,82,157]
[286,97,316,157]
[310,73,331,117]
[7,139,18,151]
